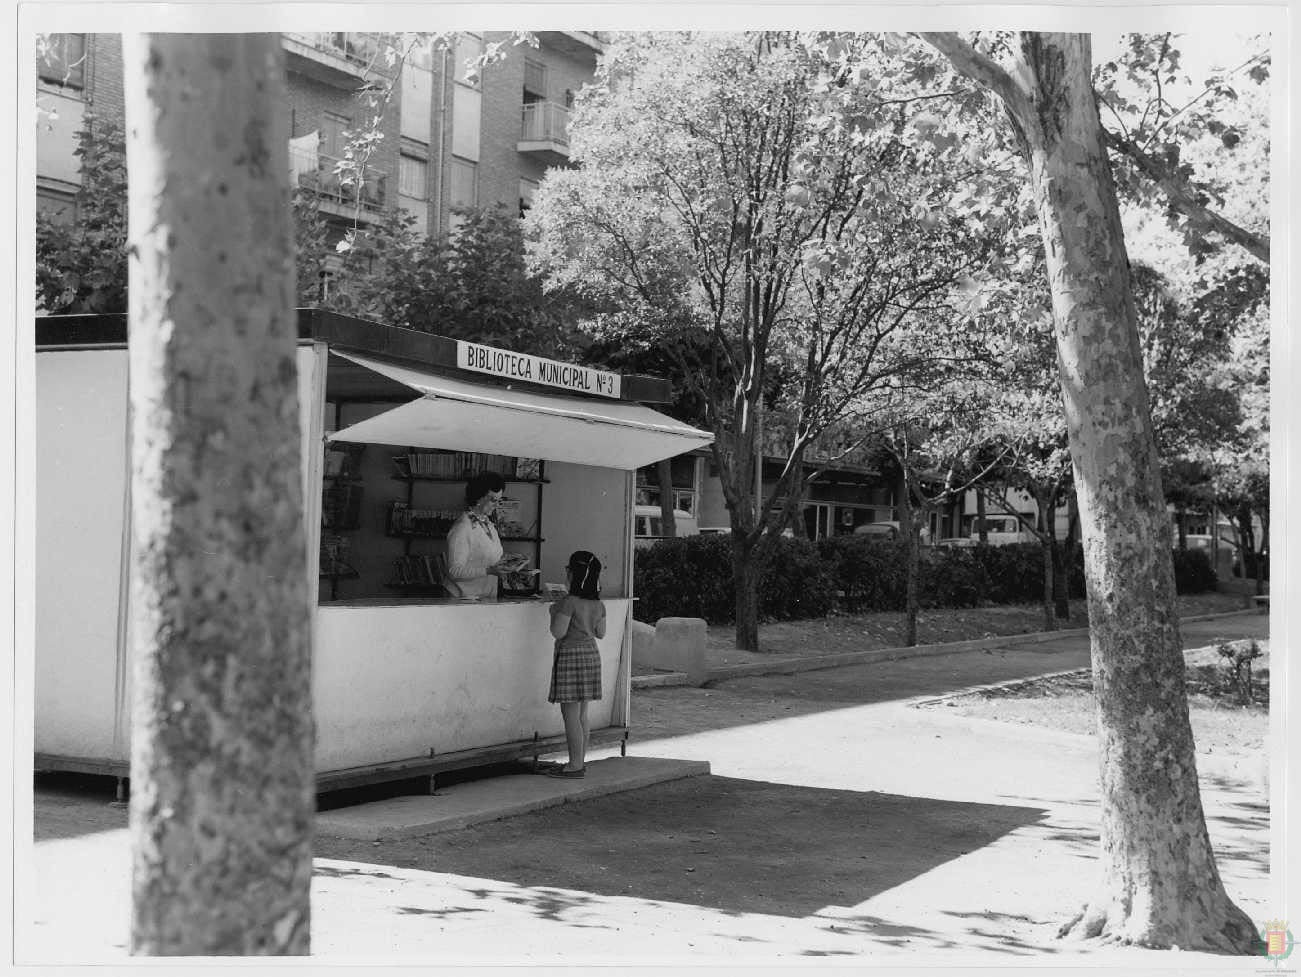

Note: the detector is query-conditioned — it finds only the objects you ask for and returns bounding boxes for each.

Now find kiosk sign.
[457,341,622,399]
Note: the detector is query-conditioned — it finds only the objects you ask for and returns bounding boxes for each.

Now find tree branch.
[1103,128,1270,263]
[916,32,1032,130]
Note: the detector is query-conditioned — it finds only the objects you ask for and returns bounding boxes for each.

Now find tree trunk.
[1062,490,1081,608]
[923,30,1256,952]
[1013,34,1254,951]
[901,480,920,647]
[655,457,677,538]
[976,487,988,543]
[1050,535,1070,620]
[1039,536,1056,632]
[123,34,315,955]
[732,533,762,651]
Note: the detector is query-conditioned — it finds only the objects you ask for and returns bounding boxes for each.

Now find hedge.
[633,534,835,625]
[635,532,1213,623]
[1172,548,1217,593]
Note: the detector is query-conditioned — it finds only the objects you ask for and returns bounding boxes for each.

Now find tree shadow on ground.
[313,775,1047,921]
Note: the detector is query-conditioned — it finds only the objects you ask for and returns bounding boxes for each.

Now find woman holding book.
[443,471,514,598]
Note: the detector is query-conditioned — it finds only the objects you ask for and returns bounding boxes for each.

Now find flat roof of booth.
[34,309,675,405]
[36,310,712,470]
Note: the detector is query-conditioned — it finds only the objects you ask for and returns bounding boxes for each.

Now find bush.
[818,535,909,612]
[1236,550,1270,582]
[633,533,736,624]
[1172,548,1217,593]
[971,543,1045,605]
[759,536,837,621]
[635,531,1214,623]
[633,533,835,625]
[924,547,987,608]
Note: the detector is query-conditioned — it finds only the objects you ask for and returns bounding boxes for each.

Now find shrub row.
[634,533,1219,624]
[1172,547,1219,593]
[632,533,836,625]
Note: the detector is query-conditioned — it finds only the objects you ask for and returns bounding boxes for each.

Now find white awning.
[326,350,713,470]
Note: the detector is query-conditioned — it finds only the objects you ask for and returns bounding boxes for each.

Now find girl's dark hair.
[465,471,506,507]
[567,550,602,599]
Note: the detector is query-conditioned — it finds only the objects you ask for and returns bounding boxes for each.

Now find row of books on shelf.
[385,501,537,539]
[387,502,460,537]
[392,451,542,480]
[390,554,446,588]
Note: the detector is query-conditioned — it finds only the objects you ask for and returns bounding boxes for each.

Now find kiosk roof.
[327,350,712,471]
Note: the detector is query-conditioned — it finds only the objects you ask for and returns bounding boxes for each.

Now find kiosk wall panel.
[35,350,130,759]
[312,599,628,771]
[541,462,630,597]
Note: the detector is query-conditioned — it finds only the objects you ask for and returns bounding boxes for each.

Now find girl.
[545,551,606,778]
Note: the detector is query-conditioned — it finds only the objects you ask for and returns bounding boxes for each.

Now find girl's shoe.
[547,766,585,779]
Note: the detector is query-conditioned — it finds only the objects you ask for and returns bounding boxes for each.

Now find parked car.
[969,515,1036,546]
[935,537,977,549]
[853,521,931,543]
[633,505,699,547]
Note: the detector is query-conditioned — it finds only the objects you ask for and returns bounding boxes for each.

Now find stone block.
[653,616,708,686]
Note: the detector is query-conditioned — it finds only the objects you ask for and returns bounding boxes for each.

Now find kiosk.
[35,311,712,791]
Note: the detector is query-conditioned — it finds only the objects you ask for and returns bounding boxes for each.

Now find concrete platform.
[314,756,711,841]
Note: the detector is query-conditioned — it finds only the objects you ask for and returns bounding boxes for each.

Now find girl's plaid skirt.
[548,636,602,703]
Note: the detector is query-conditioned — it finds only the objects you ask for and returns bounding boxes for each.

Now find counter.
[313,598,632,773]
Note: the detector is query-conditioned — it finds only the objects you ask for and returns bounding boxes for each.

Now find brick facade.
[36,30,602,237]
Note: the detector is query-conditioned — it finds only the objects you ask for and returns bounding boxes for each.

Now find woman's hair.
[465,471,506,507]
[567,551,602,599]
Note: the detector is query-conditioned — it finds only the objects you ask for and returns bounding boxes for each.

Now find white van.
[970,515,1037,546]
[634,505,699,546]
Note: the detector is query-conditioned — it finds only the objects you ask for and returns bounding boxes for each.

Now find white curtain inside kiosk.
[326,350,712,469]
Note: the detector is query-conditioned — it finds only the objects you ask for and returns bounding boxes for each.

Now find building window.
[320,111,350,159]
[454,34,484,89]
[38,33,86,91]
[399,153,428,199]
[449,157,477,210]
[523,58,547,100]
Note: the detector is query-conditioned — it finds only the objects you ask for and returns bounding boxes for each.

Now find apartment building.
[400,31,606,234]
[36,30,607,241]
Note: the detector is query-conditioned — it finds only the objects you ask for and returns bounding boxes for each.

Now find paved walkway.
[20,610,1272,966]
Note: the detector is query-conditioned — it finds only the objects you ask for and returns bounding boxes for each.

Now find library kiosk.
[35,311,712,790]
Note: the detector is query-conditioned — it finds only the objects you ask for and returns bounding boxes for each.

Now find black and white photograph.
[12,1,1295,969]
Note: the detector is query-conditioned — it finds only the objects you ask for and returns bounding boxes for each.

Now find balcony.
[536,30,608,60]
[519,102,571,165]
[282,32,388,87]
[290,143,388,220]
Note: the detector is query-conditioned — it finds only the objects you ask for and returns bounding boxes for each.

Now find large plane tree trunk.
[923,31,1255,953]
[123,33,315,955]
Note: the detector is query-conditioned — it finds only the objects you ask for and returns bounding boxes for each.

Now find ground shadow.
[33,773,128,842]
[313,774,1047,920]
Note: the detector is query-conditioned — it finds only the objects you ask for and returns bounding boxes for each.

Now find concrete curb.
[631,609,1261,689]
[906,627,1265,709]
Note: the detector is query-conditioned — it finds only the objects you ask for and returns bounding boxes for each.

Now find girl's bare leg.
[580,700,590,758]
[560,701,585,771]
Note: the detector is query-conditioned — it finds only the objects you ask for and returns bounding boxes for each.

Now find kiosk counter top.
[318,594,600,608]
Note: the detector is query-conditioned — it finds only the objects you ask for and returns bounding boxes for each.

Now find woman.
[443,471,511,598]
